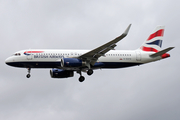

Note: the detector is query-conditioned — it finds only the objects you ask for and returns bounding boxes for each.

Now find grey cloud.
[0,0,180,120]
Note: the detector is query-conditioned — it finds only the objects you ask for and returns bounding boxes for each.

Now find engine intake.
[50,69,74,78]
[61,58,86,67]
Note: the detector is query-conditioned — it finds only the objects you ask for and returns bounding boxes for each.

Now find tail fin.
[140,26,165,52]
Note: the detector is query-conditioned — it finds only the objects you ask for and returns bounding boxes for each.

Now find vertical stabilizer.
[140,26,165,52]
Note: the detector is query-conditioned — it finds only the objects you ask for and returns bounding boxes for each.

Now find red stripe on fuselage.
[25,51,44,53]
[147,29,164,41]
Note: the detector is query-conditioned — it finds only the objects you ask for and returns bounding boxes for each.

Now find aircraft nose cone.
[5,57,12,65]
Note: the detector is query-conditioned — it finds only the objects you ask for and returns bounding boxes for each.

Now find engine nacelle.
[50,69,74,78]
[61,58,86,67]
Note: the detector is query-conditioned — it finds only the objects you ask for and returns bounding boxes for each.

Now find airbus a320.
[5,24,174,82]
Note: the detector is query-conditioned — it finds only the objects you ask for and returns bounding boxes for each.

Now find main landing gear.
[77,69,93,82]
[79,76,85,82]
[77,70,85,82]
[26,68,31,78]
[87,69,93,76]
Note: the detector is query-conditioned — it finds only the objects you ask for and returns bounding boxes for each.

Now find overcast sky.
[0,0,179,120]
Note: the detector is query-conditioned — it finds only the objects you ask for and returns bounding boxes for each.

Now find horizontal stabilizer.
[150,47,174,58]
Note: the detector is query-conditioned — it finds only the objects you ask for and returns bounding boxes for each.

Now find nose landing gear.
[26,68,31,78]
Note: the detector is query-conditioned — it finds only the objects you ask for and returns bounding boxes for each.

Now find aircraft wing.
[78,24,131,66]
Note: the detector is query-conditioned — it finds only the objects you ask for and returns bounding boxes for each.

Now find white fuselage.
[5,49,161,70]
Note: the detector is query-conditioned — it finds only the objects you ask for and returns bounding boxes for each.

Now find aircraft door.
[26,51,32,60]
[136,51,141,61]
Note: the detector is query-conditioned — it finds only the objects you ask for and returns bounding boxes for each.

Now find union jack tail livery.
[140,26,165,52]
[140,26,174,59]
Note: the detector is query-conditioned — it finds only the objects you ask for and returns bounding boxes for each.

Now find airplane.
[5,24,174,82]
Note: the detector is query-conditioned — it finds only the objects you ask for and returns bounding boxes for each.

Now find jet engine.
[50,68,74,78]
[61,58,86,67]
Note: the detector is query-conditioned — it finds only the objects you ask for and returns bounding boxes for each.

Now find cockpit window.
[14,53,21,56]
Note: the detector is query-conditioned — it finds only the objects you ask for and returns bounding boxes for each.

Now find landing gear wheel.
[26,68,31,78]
[79,76,85,82]
[87,69,93,76]
[26,74,31,78]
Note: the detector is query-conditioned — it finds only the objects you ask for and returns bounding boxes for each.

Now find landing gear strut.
[77,70,85,82]
[26,68,31,78]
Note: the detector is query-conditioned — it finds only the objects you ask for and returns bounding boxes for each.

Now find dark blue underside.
[6,61,142,69]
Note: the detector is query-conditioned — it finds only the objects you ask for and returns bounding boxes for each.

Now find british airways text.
[34,55,63,59]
